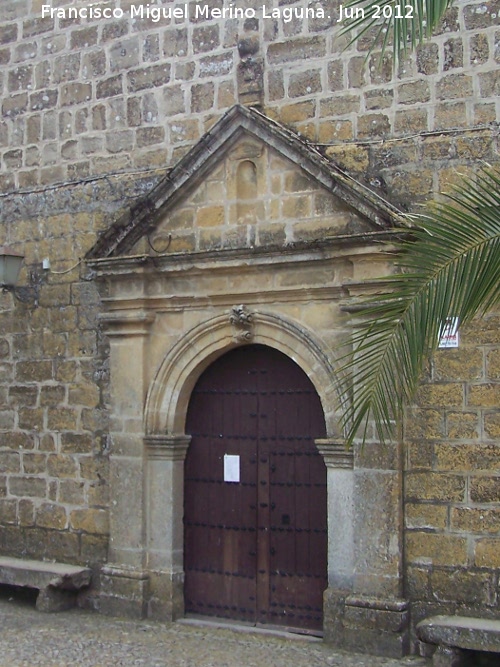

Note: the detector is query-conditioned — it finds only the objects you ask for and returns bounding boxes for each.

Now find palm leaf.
[339,167,500,447]
[338,0,454,65]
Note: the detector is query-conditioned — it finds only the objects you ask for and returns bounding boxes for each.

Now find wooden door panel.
[184,366,259,620]
[184,345,327,631]
[260,360,327,630]
[269,572,323,628]
[186,570,257,620]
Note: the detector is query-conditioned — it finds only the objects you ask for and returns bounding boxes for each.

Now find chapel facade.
[0,0,499,658]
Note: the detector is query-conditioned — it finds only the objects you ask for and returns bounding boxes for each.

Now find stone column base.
[100,565,149,618]
[100,566,185,620]
[147,569,185,620]
[324,589,410,658]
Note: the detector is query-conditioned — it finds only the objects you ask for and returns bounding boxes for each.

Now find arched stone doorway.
[92,104,407,654]
[101,308,363,638]
[183,344,327,632]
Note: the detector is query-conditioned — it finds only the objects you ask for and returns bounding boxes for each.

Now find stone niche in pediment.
[87,105,399,261]
[133,136,374,257]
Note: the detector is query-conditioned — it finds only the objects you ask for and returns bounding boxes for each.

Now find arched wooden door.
[184,345,327,632]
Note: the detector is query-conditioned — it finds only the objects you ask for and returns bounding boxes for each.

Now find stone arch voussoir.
[144,309,341,437]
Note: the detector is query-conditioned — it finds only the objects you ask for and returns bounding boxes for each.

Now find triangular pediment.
[87,105,403,259]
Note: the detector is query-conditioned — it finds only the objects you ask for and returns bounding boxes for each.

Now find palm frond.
[339,167,500,447]
[338,0,454,65]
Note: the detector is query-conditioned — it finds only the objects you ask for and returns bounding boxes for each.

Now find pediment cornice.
[87,105,405,260]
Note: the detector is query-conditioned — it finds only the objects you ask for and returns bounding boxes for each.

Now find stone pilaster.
[99,309,154,618]
[317,438,409,657]
[144,434,191,620]
[315,439,355,643]
[315,439,354,589]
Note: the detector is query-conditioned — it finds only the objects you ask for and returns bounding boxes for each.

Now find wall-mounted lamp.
[0,248,46,307]
[0,247,24,287]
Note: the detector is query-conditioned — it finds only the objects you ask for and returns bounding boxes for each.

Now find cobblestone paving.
[0,593,430,667]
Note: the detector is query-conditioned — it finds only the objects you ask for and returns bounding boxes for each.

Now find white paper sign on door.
[224,454,240,483]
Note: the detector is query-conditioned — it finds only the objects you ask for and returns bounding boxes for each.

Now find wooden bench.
[416,615,500,667]
[0,556,91,612]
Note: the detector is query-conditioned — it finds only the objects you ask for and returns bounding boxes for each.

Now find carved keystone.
[230,304,254,342]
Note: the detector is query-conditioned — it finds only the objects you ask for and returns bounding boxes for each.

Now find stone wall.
[0,172,160,592]
[405,311,500,631]
[0,0,499,647]
[0,0,498,202]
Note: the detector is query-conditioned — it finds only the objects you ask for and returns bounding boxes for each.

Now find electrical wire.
[48,259,82,275]
[0,124,497,200]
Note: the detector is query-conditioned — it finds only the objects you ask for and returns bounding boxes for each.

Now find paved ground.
[0,589,430,667]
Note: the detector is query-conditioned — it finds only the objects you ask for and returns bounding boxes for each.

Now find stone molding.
[315,439,354,469]
[86,105,399,260]
[345,595,409,612]
[100,565,150,618]
[144,434,191,461]
[324,591,411,658]
[99,311,155,337]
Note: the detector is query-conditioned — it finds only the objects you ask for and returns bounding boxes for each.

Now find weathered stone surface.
[127,63,170,92]
[100,566,149,618]
[463,1,500,29]
[0,556,91,612]
[267,36,326,64]
[444,38,463,70]
[417,615,500,652]
[430,569,493,606]
[406,533,468,566]
[60,82,91,106]
[109,38,140,71]
[434,444,500,472]
[192,25,220,54]
[0,0,498,657]
[9,476,47,498]
[0,23,17,44]
[471,478,500,503]
[357,113,391,139]
[70,26,98,50]
[69,509,109,535]
[327,595,411,658]
[36,503,67,530]
[96,75,123,99]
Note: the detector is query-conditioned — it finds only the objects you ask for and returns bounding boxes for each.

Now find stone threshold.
[177,615,323,641]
